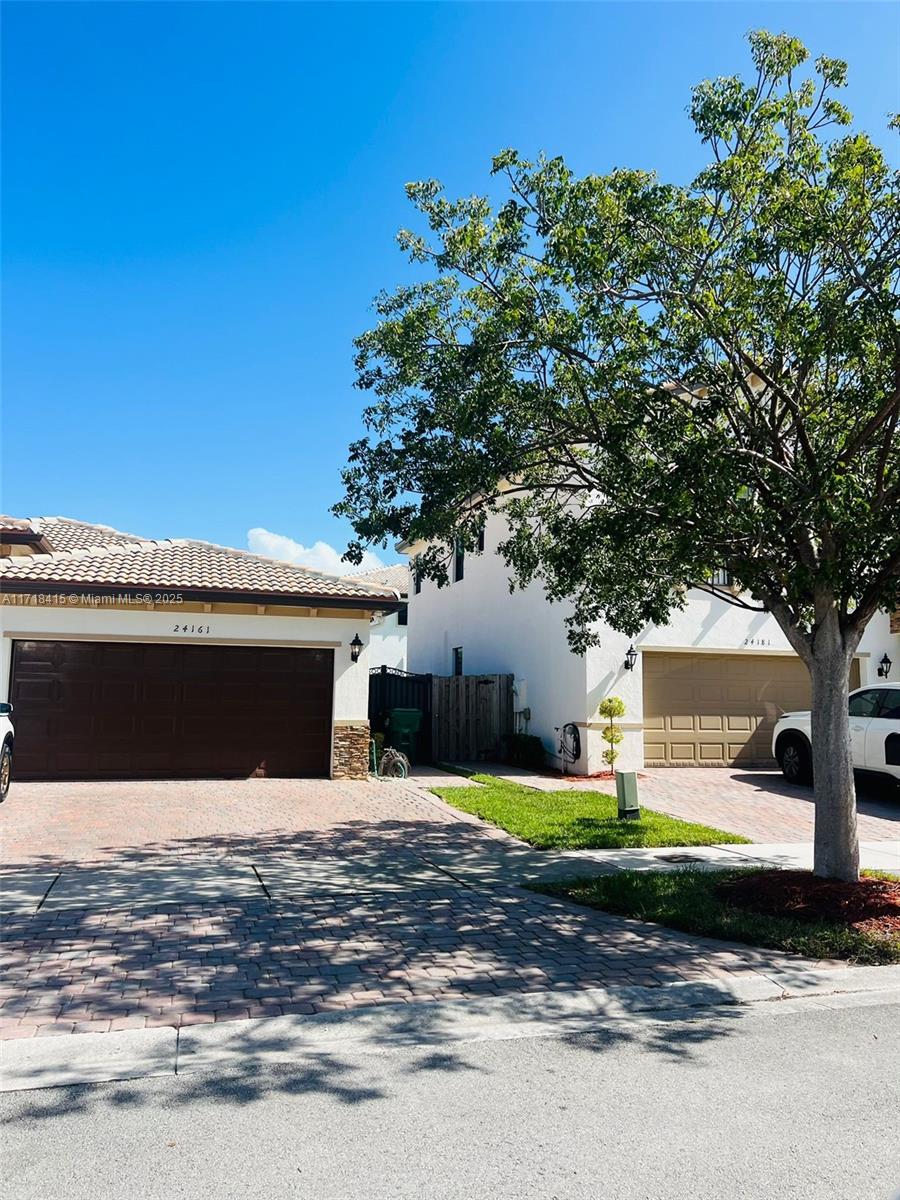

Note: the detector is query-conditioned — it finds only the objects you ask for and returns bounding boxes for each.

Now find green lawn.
[536,870,900,966]
[430,775,750,849]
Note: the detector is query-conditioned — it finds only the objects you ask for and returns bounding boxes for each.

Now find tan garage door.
[642,652,860,767]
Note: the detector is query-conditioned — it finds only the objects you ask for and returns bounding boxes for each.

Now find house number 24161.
[173,624,211,634]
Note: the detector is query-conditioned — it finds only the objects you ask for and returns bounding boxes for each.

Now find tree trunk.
[809,613,860,882]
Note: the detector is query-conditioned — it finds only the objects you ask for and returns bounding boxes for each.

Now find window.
[848,689,883,718]
[476,527,485,553]
[709,569,733,588]
[452,646,463,676]
[413,561,422,595]
[878,689,900,720]
[397,605,408,627]
[453,539,464,582]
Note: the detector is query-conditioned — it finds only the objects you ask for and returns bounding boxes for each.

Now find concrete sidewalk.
[3,962,898,1092]
[561,839,900,874]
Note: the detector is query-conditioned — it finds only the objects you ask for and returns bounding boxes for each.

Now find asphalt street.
[3,998,898,1200]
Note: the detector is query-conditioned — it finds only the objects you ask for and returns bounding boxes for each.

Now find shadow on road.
[6,998,746,1123]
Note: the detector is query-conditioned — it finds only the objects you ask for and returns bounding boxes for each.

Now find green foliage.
[539,870,900,966]
[504,732,546,769]
[336,29,900,657]
[597,695,626,769]
[431,776,750,849]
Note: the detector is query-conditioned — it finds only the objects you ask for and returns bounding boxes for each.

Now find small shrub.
[597,695,626,770]
[504,732,546,769]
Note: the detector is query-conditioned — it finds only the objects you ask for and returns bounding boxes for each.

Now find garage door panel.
[99,680,140,706]
[669,743,697,761]
[100,643,145,667]
[58,679,97,708]
[699,742,725,760]
[644,653,863,767]
[53,713,95,740]
[140,715,179,739]
[142,681,180,706]
[181,681,220,708]
[14,679,55,703]
[725,714,752,731]
[258,648,301,670]
[10,640,334,780]
[96,713,138,738]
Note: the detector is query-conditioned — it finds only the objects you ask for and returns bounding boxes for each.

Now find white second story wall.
[405,514,587,766]
[367,610,408,671]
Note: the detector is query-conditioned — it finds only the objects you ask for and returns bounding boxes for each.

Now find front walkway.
[0,777,842,1041]
[454,763,899,843]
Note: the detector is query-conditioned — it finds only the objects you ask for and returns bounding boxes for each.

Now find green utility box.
[385,707,424,763]
[615,770,641,820]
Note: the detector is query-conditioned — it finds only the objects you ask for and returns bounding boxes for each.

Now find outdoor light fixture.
[877,652,892,679]
[349,634,363,665]
[624,645,638,671]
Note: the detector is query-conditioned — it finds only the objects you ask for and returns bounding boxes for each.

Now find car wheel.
[0,742,11,802]
[778,735,812,786]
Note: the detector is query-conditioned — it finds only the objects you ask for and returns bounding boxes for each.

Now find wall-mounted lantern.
[624,645,638,672]
[877,652,892,679]
[349,634,363,665]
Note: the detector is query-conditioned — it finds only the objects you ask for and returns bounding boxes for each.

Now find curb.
[3,963,899,1094]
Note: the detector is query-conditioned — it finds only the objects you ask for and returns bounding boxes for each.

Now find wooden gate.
[431,674,514,762]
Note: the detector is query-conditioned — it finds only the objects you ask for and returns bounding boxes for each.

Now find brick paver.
[638,769,898,842]
[0,882,805,1039]
[0,777,465,868]
[0,776,832,1040]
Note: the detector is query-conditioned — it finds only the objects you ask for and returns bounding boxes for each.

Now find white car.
[0,702,13,802]
[772,683,900,787]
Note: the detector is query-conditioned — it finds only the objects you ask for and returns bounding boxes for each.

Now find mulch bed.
[717,870,900,936]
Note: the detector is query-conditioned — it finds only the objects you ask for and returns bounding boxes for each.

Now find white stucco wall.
[406,511,899,774]
[405,518,587,769]
[0,602,373,773]
[367,611,408,671]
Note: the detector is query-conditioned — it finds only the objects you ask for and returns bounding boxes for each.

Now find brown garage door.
[642,652,860,767]
[10,640,334,780]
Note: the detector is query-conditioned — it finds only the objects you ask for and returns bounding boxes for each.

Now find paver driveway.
[639,768,899,842]
[0,778,824,1040]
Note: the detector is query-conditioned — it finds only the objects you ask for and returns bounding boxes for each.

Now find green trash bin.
[385,707,423,764]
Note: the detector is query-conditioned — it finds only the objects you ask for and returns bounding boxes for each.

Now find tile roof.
[345,563,409,596]
[0,515,38,534]
[1,517,400,607]
[32,516,148,552]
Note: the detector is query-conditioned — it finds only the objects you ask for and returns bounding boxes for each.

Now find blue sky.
[3,2,898,571]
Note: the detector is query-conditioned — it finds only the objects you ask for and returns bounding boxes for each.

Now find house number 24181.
[173,624,211,634]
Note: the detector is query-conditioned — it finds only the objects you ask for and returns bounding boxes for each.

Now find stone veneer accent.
[332,722,371,780]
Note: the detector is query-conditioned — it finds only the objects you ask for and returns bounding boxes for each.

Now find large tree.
[336,31,900,881]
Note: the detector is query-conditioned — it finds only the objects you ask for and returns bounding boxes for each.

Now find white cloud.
[247,527,385,576]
